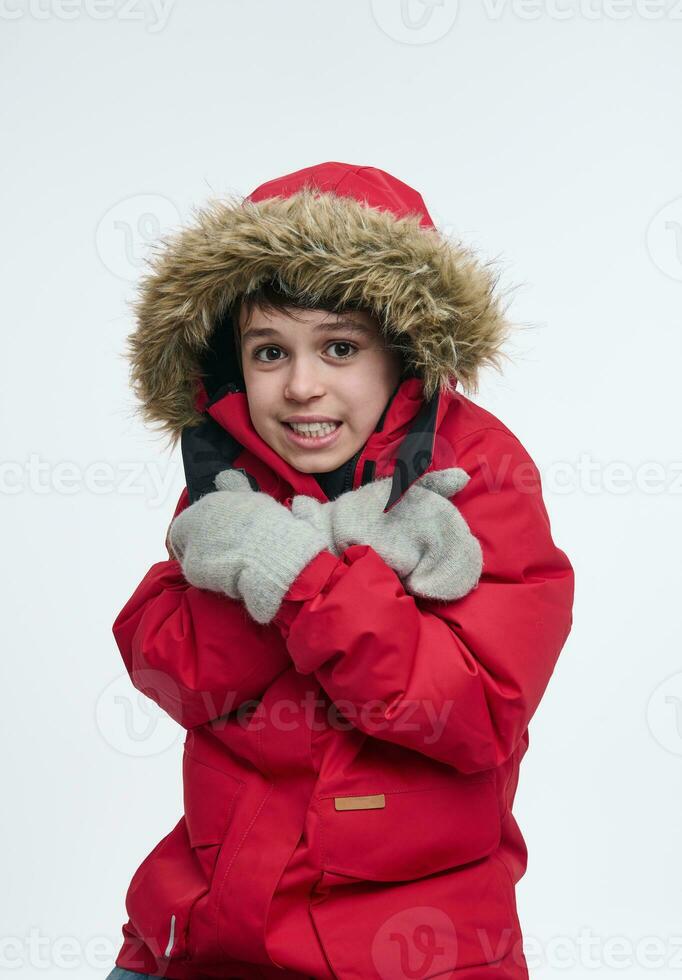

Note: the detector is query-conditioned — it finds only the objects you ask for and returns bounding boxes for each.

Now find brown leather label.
[334,794,386,811]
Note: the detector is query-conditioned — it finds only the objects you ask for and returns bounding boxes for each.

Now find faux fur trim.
[125,186,512,445]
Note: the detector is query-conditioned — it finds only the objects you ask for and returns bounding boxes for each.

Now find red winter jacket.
[111,161,574,980]
[112,378,574,980]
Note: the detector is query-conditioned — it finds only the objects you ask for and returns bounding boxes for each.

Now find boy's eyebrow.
[241,316,374,344]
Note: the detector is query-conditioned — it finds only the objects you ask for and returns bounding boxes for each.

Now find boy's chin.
[279,449,354,474]
[275,439,360,474]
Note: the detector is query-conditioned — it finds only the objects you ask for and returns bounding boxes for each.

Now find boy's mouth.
[281,419,343,448]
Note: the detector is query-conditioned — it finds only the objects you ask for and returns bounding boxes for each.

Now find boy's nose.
[283,363,326,401]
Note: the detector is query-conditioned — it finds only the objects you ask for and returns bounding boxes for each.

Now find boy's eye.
[252,341,359,363]
[253,345,284,363]
[326,341,358,359]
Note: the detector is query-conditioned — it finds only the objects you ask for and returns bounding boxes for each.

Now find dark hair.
[227,277,412,378]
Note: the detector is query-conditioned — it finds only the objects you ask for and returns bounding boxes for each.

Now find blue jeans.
[106,971,150,979]
[106,971,151,979]
[105,969,315,979]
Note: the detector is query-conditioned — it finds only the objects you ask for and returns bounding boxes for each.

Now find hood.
[124,161,511,448]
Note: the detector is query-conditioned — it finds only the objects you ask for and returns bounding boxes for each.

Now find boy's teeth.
[288,421,339,437]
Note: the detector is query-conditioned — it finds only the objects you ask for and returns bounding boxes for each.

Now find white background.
[2,1,681,977]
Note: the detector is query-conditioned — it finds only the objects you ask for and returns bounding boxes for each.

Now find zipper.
[343,447,364,494]
[164,913,176,958]
[338,382,396,493]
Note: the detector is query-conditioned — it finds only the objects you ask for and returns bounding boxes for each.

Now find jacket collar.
[200,376,451,513]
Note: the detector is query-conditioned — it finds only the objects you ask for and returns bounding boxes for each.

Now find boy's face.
[238,303,404,474]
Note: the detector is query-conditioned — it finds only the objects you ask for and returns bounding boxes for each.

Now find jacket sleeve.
[272,427,575,774]
[113,488,291,729]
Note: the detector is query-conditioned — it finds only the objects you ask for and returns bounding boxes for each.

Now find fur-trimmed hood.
[124,162,512,447]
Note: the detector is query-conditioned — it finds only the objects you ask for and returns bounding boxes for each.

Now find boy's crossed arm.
[164,428,574,773]
[113,465,475,734]
[112,489,291,730]
[271,429,574,774]
[277,429,574,774]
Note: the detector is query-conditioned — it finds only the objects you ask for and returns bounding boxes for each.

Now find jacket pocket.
[309,850,519,979]
[314,769,501,883]
[124,729,244,963]
[124,818,206,962]
[183,728,244,847]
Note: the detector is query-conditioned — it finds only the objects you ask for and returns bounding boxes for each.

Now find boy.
[109,162,574,980]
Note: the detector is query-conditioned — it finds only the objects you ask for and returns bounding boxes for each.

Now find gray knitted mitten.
[290,468,483,601]
[169,469,331,624]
